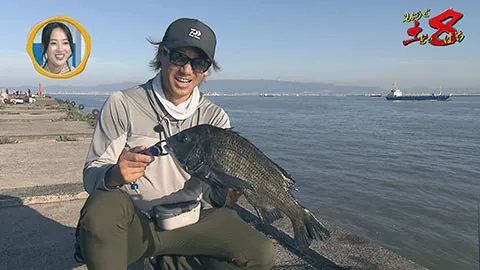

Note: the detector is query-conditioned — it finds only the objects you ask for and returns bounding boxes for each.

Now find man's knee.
[231,236,274,269]
[79,189,133,233]
[253,236,275,269]
[222,208,275,268]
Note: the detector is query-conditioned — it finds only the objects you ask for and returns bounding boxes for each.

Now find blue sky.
[0,0,478,89]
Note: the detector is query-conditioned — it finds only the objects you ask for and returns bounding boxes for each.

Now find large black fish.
[161,124,330,250]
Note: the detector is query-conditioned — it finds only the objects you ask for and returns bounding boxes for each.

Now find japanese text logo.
[402,8,465,46]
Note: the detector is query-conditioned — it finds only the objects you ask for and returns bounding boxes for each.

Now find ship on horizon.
[385,83,451,101]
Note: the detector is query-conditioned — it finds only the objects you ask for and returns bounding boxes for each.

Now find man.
[75,18,274,270]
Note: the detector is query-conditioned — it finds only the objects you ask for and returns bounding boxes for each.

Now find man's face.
[161,46,210,105]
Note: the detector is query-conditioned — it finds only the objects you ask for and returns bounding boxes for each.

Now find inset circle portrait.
[26,16,91,79]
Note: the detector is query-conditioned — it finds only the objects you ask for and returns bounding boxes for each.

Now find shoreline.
[0,96,428,269]
[46,92,480,97]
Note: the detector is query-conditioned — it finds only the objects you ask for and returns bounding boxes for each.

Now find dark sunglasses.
[163,46,212,73]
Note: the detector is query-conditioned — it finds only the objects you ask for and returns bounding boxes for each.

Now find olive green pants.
[76,189,274,270]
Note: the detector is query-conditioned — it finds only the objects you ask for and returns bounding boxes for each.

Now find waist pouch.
[147,200,201,231]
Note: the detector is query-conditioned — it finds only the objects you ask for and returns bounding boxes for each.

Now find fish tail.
[291,218,311,251]
[302,208,330,241]
[291,209,331,250]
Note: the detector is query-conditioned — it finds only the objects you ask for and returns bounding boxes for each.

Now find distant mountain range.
[2,79,479,95]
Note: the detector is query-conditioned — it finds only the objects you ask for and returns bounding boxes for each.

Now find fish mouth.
[164,143,193,171]
[164,142,203,174]
[164,144,183,164]
[163,143,173,155]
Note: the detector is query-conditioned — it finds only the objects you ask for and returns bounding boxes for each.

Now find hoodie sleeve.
[83,92,130,194]
[209,107,231,129]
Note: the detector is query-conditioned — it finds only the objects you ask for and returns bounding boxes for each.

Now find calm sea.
[52,93,480,270]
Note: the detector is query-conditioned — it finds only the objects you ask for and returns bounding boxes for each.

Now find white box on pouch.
[152,200,201,231]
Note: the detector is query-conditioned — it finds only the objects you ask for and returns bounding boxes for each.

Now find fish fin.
[291,218,311,251]
[254,207,283,224]
[243,191,283,224]
[271,161,298,192]
[303,208,330,241]
[209,168,253,190]
[292,209,330,251]
[244,192,283,224]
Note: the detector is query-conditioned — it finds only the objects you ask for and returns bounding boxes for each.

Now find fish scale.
[164,124,331,250]
[213,134,292,191]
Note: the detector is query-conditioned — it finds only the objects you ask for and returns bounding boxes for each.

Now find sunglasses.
[163,46,212,73]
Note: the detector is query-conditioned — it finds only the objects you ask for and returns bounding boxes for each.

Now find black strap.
[143,81,170,138]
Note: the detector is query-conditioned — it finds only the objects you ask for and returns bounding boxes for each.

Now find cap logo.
[188,28,201,40]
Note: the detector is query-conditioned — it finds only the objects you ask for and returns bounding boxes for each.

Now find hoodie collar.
[151,72,200,120]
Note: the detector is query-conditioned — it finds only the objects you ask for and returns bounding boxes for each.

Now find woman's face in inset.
[46,27,72,68]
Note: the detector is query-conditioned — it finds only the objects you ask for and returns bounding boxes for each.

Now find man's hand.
[105,146,154,189]
[225,188,244,205]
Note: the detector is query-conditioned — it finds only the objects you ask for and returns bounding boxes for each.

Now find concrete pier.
[0,97,428,269]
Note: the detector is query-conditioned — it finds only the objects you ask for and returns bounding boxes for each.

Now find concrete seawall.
[0,97,428,269]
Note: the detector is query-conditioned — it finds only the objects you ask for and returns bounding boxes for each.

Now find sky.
[0,0,478,89]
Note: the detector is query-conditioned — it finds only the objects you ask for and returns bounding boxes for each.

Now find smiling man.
[75,18,274,270]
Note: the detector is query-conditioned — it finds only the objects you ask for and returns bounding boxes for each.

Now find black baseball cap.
[162,18,217,61]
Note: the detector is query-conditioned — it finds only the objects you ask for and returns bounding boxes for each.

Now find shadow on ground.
[0,195,84,270]
[0,193,388,270]
[231,204,353,270]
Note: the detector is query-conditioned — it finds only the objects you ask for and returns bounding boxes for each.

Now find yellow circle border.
[26,16,91,79]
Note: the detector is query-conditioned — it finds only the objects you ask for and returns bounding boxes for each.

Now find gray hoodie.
[83,76,230,212]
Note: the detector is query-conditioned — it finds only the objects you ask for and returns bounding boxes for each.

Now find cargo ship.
[385,83,451,101]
